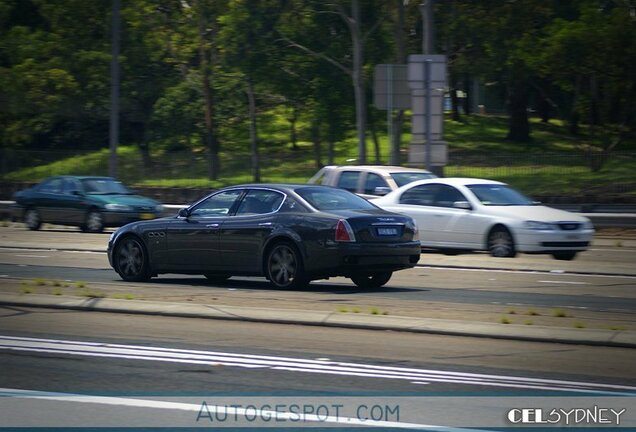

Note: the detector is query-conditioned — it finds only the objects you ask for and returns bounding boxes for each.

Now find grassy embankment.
[5,114,636,198]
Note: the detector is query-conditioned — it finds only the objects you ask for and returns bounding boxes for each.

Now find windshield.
[81,178,131,195]
[391,172,436,187]
[466,184,533,206]
[296,187,376,211]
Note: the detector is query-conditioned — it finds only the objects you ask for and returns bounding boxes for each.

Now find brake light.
[335,219,356,242]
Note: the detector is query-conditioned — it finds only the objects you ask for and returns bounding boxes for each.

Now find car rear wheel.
[24,208,41,231]
[114,237,151,282]
[552,251,577,261]
[266,242,307,289]
[84,210,104,233]
[350,271,392,289]
[487,227,516,258]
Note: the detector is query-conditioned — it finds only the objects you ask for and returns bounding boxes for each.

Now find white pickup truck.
[308,165,436,200]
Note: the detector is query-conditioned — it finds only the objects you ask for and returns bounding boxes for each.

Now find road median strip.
[1,293,634,349]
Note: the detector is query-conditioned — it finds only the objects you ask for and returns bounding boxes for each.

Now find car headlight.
[524,220,555,230]
[411,220,420,241]
[105,203,133,211]
[155,204,164,213]
[583,221,594,230]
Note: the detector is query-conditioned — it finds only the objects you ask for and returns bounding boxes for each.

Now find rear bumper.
[306,241,421,276]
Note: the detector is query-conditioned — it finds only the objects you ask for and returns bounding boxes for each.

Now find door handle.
[206,223,220,228]
[258,222,272,226]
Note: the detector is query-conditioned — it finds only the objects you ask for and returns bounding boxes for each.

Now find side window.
[190,190,242,217]
[434,185,466,208]
[235,190,285,216]
[39,178,63,194]
[364,173,389,195]
[337,171,360,193]
[399,184,438,206]
[63,179,82,194]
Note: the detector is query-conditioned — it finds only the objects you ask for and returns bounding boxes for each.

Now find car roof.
[46,175,117,181]
[322,165,432,174]
[394,177,506,190]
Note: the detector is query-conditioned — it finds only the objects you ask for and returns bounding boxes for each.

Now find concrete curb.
[2,294,635,349]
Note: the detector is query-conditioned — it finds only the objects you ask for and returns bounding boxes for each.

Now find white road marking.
[0,335,634,395]
[537,280,589,285]
[14,254,49,258]
[419,266,636,280]
[0,387,488,431]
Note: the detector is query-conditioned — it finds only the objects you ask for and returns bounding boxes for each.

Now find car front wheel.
[114,237,151,282]
[487,227,516,258]
[24,208,41,230]
[266,242,307,289]
[83,210,104,233]
[350,271,392,289]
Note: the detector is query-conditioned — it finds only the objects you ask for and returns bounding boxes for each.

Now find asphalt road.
[1,226,636,429]
[1,308,635,429]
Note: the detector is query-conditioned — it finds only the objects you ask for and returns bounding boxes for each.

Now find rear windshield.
[295,187,376,211]
[391,172,436,187]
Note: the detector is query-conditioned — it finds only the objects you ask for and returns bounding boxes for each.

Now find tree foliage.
[1,0,634,173]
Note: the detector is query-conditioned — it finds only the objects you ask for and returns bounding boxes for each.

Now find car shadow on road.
[147,276,426,294]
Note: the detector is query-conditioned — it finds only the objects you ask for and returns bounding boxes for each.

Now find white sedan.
[373,178,595,260]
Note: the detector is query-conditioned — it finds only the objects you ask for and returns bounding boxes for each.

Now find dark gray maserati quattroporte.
[107,184,420,289]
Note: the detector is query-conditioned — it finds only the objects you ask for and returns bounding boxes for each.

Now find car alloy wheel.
[487,227,516,258]
[24,209,41,230]
[266,242,306,289]
[350,271,392,289]
[115,237,151,282]
[85,211,104,233]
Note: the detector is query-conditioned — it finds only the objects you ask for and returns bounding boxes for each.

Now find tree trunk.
[463,76,472,116]
[351,0,367,164]
[289,105,299,150]
[246,77,260,183]
[311,117,322,169]
[506,81,530,142]
[199,14,219,180]
[390,0,406,166]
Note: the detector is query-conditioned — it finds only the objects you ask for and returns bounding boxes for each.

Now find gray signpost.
[407,54,447,171]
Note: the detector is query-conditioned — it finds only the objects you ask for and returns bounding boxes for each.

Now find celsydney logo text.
[507,407,626,425]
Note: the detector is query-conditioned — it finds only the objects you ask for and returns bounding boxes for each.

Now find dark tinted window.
[434,185,466,208]
[81,178,130,194]
[38,178,64,193]
[191,190,243,217]
[236,190,284,216]
[467,184,532,206]
[337,171,360,192]
[63,178,82,194]
[364,173,389,195]
[296,187,376,211]
[399,184,437,206]
[391,172,436,187]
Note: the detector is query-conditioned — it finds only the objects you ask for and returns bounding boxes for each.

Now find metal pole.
[425,59,432,171]
[387,65,393,165]
[109,0,120,178]
[420,0,435,55]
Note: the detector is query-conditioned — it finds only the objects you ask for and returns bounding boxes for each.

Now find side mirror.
[178,208,190,218]
[532,201,542,206]
[453,201,472,210]
[373,186,392,196]
[71,190,84,196]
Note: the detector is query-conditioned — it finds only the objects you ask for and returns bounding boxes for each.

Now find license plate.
[377,227,399,236]
[139,213,155,220]
[566,234,580,240]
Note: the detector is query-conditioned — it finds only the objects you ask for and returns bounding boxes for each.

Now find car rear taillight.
[335,219,356,242]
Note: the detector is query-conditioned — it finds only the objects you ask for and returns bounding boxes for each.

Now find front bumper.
[515,229,595,252]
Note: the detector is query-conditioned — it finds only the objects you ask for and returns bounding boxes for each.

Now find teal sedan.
[12,176,163,232]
